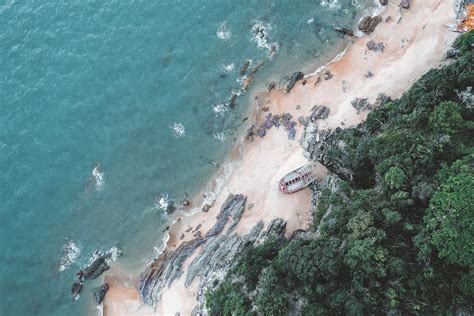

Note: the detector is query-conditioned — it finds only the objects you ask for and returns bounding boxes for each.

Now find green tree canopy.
[424,157,474,267]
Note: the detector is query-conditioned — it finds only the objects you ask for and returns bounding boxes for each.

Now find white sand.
[103,0,459,314]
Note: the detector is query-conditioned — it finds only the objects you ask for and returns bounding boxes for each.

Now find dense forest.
[205,31,473,315]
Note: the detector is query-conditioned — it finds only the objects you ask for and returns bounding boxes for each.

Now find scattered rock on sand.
[379,0,388,5]
[365,71,374,78]
[400,0,411,9]
[367,40,385,52]
[323,69,333,80]
[309,105,330,121]
[445,48,459,59]
[185,226,192,233]
[262,106,269,112]
[358,15,382,34]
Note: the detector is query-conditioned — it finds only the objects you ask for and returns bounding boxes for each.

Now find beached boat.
[279,162,318,194]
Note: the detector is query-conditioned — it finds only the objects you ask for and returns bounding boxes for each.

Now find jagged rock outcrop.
[139,193,289,315]
[309,105,330,121]
[94,283,109,305]
[358,15,382,34]
[281,71,304,93]
[300,123,353,181]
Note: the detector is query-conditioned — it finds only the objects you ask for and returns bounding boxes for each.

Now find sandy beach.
[103,0,459,314]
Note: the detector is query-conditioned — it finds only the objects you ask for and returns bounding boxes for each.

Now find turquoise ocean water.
[0,1,378,314]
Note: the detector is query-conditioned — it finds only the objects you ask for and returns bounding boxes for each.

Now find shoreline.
[103,0,460,314]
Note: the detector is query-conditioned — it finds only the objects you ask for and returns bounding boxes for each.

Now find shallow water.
[0,1,378,314]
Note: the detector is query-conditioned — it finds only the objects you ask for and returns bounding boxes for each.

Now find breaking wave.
[320,0,341,9]
[170,122,186,138]
[217,21,231,40]
[92,164,104,191]
[250,21,279,57]
[58,239,81,272]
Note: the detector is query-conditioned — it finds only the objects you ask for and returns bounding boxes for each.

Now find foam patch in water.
[58,239,81,272]
[170,122,186,138]
[217,21,231,40]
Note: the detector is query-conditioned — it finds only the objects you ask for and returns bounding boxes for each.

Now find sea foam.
[58,239,81,272]
[170,122,186,138]
[250,21,280,57]
[217,21,231,40]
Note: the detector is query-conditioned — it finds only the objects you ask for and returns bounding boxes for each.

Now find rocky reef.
[139,193,289,314]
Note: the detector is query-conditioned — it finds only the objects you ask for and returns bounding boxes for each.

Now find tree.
[428,101,463,134]
[424,158,474,267]
[384,167,406,190]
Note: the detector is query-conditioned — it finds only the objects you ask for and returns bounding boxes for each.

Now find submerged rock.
[334,26,354,36]
[94,283,109,305]
[358,15,382,34]
[239,61,250,77]
[71,282,83,301]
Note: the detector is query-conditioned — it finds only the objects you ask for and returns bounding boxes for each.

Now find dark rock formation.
[309,105,330,121]
[400,0,411,9]
[139,193,289,315]
[251,60,264,73]
[228,93,238,109]
[334,26,354,36]
[94,283,109,305]
[323,70,333,80]
[358,15,382,34]
[367,40,385,52]
[266,81,276,92]
[281,72,304,93]
[301,124,353,181]
[380,0,388,5]
[239,61,250,76]
[445,48,460,59]
[71,282,83,301]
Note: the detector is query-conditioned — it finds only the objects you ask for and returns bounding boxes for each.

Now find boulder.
[379,0,388,5]
[94,283,109,305]
[445,48,460,59]
[281,71,304,93]
[309,105,330,121]
[367,40,385,52]
[399,0,411,9]
[358,15,382,34]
